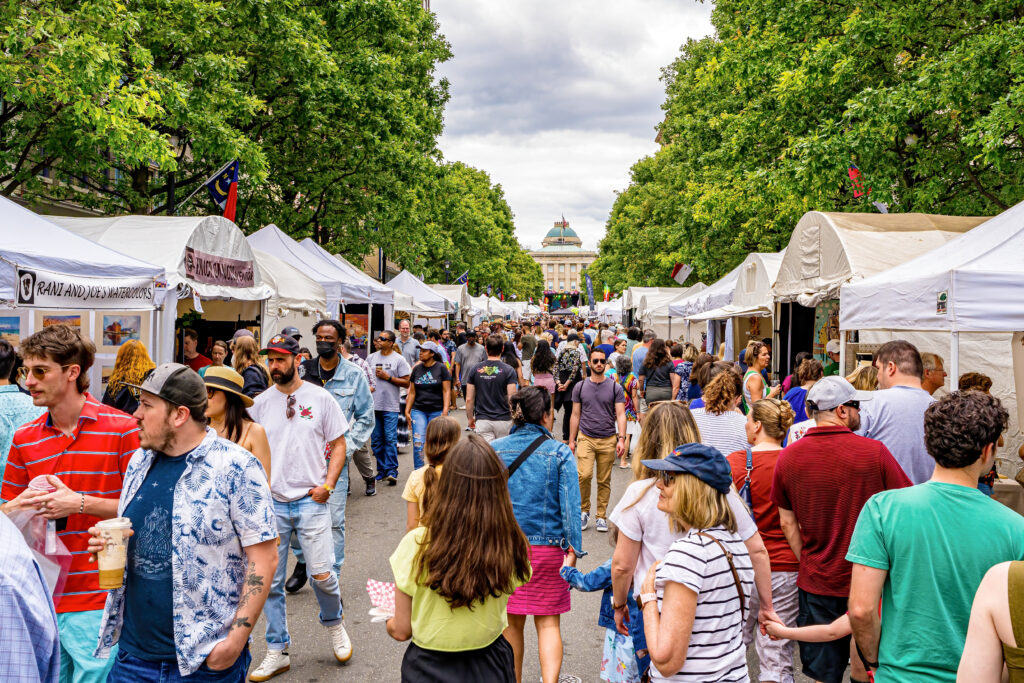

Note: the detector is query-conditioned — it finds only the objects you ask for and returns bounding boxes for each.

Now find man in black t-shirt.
[405,342,452,469]
[465,334,517,442]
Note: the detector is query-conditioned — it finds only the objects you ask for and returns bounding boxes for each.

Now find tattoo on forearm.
[230,562,266,631]
[231,616,252,630]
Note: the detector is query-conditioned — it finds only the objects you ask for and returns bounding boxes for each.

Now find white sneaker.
[249,650,290,681]
[596,517,608,532]
[581,512,589,530]
[327,621,353,663]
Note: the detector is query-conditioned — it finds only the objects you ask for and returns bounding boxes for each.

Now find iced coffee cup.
[95,517,132,590]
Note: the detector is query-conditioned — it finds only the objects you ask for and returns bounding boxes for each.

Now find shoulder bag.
[737,446,756,522]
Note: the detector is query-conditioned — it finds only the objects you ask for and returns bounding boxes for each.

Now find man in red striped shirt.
[1,325,139,683]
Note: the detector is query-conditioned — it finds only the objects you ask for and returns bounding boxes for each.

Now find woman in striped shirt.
[637,444,754,682]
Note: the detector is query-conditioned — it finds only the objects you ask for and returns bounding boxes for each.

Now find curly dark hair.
[924,391,1008,469]
[311,319,346,342]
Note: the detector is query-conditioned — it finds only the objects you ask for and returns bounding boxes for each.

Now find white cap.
[806,376,873,412]
[826,339,841,355]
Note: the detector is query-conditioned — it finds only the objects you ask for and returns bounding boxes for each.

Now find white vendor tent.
[428,283,471,320]
[248,224,364,315]
[668,267,741,319]
[2,198,164,310]
[594,299,623,325]
[251,249,327,340]
[636,283,706,339]
[685,251,786,321]
[624,286,682,313]
[773,211,988,307]
[50,214,274,366]
[387,271,453,313]
[488,296,512,318]
[303,242,394,307]
[393,292,445,318]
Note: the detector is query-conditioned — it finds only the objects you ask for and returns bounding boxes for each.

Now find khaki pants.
[476,419,512,442]
[577,433,617,519]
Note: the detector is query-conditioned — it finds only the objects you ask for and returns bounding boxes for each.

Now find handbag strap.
[507,434,550,477]
[744,446,753,483]
[694,531,747,615]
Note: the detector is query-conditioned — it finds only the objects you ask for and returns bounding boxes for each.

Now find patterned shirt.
[95,428,277,676]
[343,352,376,392]
[0,385,44,479]
[1,393,139,613]
[0,512,60,682]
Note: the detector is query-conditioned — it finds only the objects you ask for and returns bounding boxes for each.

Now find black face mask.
[316,341,338,359]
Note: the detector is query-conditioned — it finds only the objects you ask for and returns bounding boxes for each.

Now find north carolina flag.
[455,270,469,285]
[205,160,239,222]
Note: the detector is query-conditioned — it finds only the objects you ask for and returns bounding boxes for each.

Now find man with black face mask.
[299,320,343,386]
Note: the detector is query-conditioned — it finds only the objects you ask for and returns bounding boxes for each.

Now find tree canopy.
[0,0,542,298]
[590,0,1024,292]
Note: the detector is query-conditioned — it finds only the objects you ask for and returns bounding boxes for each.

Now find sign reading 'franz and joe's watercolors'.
[184,246,255,288]
[16,268,155,309]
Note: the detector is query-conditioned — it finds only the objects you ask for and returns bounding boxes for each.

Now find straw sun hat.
[203,365,254,407]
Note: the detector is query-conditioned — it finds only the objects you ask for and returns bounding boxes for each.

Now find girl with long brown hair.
[387,434,531,682]
[403,415,460,531]
[638,338,679,404]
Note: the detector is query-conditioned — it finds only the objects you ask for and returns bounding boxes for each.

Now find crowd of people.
[1,314,1022,683]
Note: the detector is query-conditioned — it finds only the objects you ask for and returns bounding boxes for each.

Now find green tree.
[593,0,1024,291]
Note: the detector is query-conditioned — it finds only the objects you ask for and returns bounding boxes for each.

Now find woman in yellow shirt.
[387,434,532,682]
[402,416,460,531]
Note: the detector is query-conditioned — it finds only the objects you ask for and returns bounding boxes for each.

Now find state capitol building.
[529,219,598,294]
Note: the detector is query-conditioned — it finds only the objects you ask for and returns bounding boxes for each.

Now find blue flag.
[204,161,239,221]
[486,284,492,296]
[455,270,469,284]
[586,273,595,313]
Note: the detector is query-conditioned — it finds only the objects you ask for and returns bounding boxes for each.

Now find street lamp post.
[444,259,451,284]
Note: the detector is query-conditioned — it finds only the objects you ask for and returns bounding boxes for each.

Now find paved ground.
[246,405,846,682]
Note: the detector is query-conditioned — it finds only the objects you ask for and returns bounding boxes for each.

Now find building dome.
[542,219,582,247]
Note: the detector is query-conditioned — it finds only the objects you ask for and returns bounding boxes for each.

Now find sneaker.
[581,512,589,531]
[249,650,290,681]
[596,518,608,532]
[364,479,377,497]
[386,474,398,486]
[558,676,584,683]
[327,621,353,663]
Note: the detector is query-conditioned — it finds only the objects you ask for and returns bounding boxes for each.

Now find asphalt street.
[246,404,845,682]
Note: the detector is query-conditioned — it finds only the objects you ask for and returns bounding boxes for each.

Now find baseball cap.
[419,341,444,360]
[641,443,733,494]
[281,326,302,340]
[806,375,873,412]
[129,363,207,409]
[231,328,254,342]
[260,334,300,356]
[826,339,840,355]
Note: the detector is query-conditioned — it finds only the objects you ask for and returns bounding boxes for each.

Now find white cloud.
[433,0,714,249]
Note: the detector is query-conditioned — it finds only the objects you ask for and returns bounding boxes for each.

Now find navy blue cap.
[642,443,733,494]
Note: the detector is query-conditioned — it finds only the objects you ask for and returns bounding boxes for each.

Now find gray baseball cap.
[419,341,444,360]
[806,376,873,412]
[129,363,208,409]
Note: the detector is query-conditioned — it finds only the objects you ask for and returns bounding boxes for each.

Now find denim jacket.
[492,423,583,555]
[560,560,641,631]
[323,357,375,452]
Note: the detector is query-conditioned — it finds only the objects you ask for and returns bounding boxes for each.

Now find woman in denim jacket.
[492,386,583,683]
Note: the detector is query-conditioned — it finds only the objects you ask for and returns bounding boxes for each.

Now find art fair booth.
[841,200,1024,474]
[771,211,987,378]
[49,214,273,366]
[251,249,327,342]
[1,198,165,391]
[677,251,786,360]
[634,283,705,341]
[386,271,452,328]
[428,283,471,322]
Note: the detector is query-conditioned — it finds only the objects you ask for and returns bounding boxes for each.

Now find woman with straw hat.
[204,365,271,480]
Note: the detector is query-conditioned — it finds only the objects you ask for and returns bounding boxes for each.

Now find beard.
[271,365,296,386]
[139,417,175,453]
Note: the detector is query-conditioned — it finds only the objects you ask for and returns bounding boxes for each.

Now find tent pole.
[950,331,959,386]
[840,333,847,378]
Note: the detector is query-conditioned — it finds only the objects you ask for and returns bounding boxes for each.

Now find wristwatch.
[636,592,657,610]
[322,483,334,495]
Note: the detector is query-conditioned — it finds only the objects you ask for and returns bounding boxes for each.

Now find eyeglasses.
[590,359,606,365]
[20,364,74,380]
[657,471,677,486]
[206,388,219,399]
[843,400,860,410]
[286,394,296,419]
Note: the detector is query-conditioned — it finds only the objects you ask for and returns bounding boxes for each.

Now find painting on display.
[96,312,148,354]
[347,314,369,353]
[35,311,85,337]
[813,299,840,363]
[0,315,23,346]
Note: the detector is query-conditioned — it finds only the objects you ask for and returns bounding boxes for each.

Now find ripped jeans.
[410,409,444,469]
[265,496,344,651]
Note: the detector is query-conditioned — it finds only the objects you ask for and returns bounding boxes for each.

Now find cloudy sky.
[433,1,714,250]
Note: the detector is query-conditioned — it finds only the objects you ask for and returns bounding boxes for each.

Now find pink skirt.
[533,373,555,395]
[507,545,570,616]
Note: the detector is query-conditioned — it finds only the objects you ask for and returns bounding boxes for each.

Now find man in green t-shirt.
[847,391,1024,682]
[823,339,840,376]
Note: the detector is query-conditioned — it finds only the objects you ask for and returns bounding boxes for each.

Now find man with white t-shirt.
[248,334,352,681]
[366,330,411,485]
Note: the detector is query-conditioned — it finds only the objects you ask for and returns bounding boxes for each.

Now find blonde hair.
[665,473,737,533]
[232,335,264,374]
[107,339,155,397]
[846,364,878,391]
[625,402,703,511]
[750,398,795,442]
[702,369,743,415]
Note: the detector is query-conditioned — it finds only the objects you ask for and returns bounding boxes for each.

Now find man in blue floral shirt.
[90,363,278,680]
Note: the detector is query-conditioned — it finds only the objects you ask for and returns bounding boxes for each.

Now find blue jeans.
[291,461,349,576]
[108,647,251,682]
[410,409,443,469]
[371,410,399,479]
[265,496,344,651]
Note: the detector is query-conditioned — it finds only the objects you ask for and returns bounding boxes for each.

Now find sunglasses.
[843,400,860,410]
[19,364,75,380]
[590,358,606,365]
[286,394,296,419]
[657,471,677,486]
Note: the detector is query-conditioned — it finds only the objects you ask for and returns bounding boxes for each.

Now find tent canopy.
[51,214,272,301]
[676,251,786,321]
[303,242,394,305]
[394,292,445,316]
[668,266,742,318]
[387,271,452,312]
[841,200,1024,332]
[773,211,988,307]
[624,286,684,311]
[252,249,326,317]
[428,283,471,313]
[2,198,164,308]
[638,283,706,320]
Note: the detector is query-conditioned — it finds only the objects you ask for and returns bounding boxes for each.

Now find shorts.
[797,589,850,683]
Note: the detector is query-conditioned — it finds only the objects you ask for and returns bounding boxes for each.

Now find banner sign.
[586,273,595,313]
[16,267,155,309]
[184,246,255,288]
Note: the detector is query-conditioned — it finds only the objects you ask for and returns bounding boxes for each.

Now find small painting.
[100,314,142,348]
[0,316,21,345]
[101,364,115,387]
[40,313,82,334]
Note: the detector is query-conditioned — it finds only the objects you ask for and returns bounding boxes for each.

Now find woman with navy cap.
[637,443,755,681]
